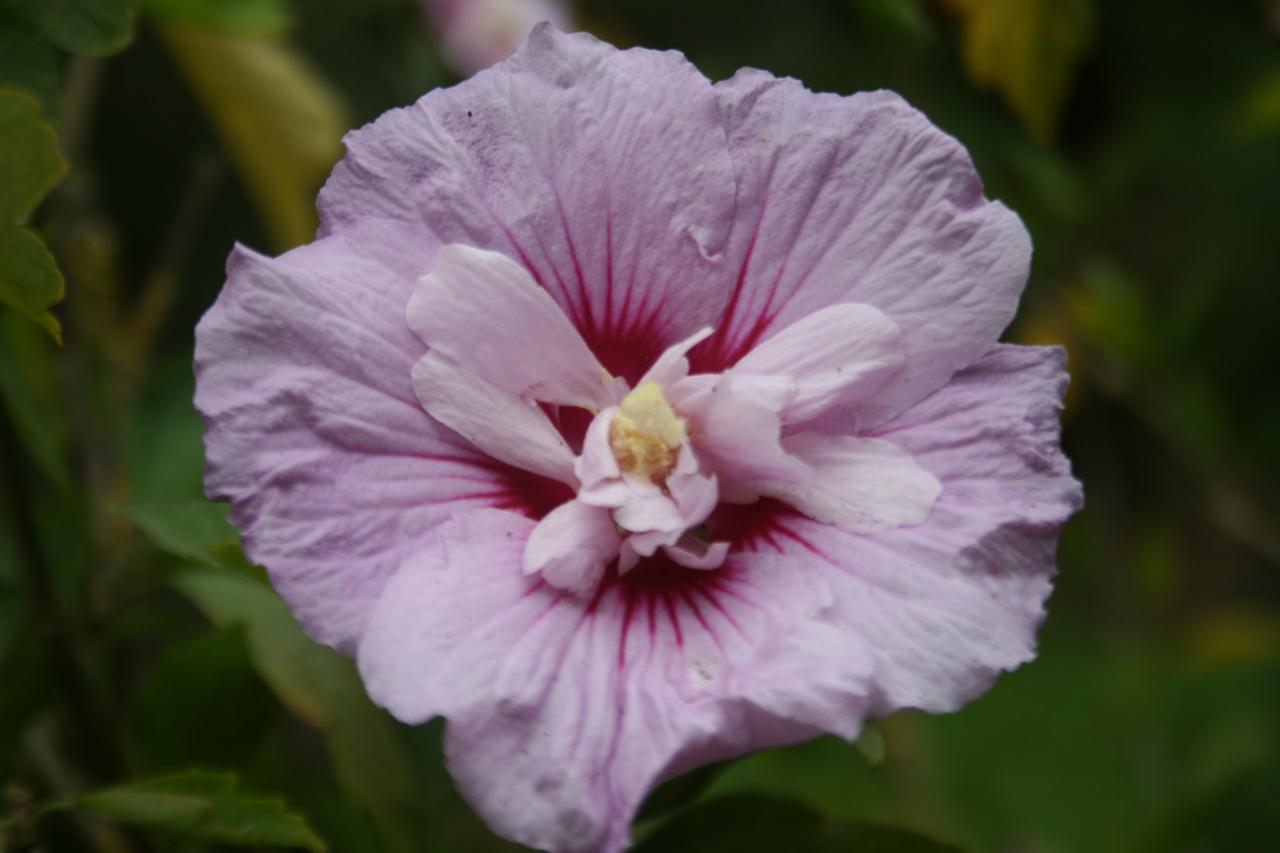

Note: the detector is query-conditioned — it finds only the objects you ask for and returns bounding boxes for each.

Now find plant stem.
[0,414,122,783]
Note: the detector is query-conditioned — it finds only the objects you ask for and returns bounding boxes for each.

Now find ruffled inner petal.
[613,493,687,535]
[667,469,719,525]
[408,244,615,409]
[674,373,810,499]
[638,326,714,388]
[759,432,941,534]
[412,351,578,485]
[574,406,621,495]
[523,499,621,595]
[734,302,905,424]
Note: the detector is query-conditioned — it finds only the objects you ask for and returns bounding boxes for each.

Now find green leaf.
[0,87,67,342]
[634,794,964,853]
[0,225,64,343]
[849,0,934,41]
[0,15,60,114]
[142,0,290,37]
[705,735,896,827]
[951,0,1094,139]
[0,87,66,223]
[133,624,278,769]
[126,361,207,502]
[633,795,825,852]
[854,721,888,768]
[172,569,347,726]
[636,760,733,823]
[918,647,1148,852]
[172,568,423,853]
[114,499,239,568]
[0,312,70,488]
[74,771,325,850]
[822,822,965,852]
[1,0,134,57]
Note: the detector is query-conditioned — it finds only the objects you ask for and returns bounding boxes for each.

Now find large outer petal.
[700,70,1032,426]
[318,25,738,361]
[780,344,1083,713]
[358,510,876,853]
[195,220,503,653]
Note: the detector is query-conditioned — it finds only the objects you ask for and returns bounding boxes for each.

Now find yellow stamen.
[610,381,686,484]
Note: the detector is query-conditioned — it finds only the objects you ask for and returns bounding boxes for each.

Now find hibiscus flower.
[195,25,1083,853]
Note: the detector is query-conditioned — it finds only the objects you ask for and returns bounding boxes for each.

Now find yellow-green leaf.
[951,0,1094,139]
[142,0,290,38]
[0,87,67,223]
[114,499,240,568]
[160,25,347,250]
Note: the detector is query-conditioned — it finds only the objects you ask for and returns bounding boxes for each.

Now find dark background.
[2,0,1278,850]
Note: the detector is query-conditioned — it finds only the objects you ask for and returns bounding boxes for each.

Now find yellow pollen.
[609,381,686,484]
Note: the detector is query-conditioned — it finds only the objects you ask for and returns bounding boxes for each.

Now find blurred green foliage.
[0,88,66,342]
[2,0,1279,851]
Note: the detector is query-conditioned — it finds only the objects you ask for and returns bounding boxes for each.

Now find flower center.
[609,381,686,484]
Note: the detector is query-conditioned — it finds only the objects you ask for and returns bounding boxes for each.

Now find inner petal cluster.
[576,378,725,576]
[406,243,943,597]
